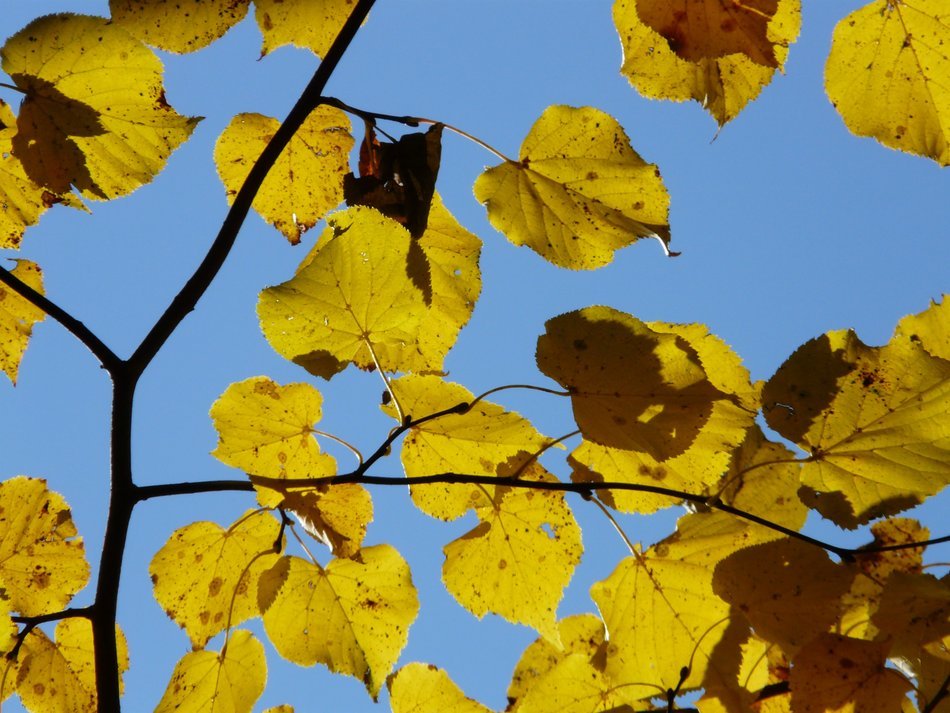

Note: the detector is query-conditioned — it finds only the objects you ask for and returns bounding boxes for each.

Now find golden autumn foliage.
[0,1,948,713]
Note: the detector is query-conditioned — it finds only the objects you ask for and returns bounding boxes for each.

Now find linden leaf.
[825,0,950,165]
[214,108,354,244]
[763,329,950,528]
[259,545,419,697]
[154,629,266,713]
[281,484,373,558]
[383,374,550,520]
[713,538,852,655]
[537,306,733,461]
[591,544,731,694]
[474,105,670,269]
[442,462,582,642]
[109,0,249,54]
[635,0,781,66]
[614,0,801,125]
[0,100,65,249]
[871,572,950,662]
[0,260,45,385]
[17,619,128,712]
[0,14,200,200]
[388,662,493,713]
[513,653,645,713]
[149,509,282,649]
[790,633,912,713]
[210,377,337,507]
[894,294,949,361]
[0,477,89,617]
[507,614,607,707]
[255,0,357,58]
[263,707,295,713]
[258,206,427,379]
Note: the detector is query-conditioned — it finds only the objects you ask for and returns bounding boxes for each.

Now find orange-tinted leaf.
[790,633,912,713]
[613,0,801,125]
[474,105,670,269]
[149,510,282,649]
[1,14,199,200]
[0,477,89,617]
[0,260,45,385]
[214,108,353,244]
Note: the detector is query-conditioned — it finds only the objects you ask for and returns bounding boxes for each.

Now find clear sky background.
[1,1,949,711]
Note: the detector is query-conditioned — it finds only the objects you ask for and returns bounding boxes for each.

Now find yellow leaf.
[154,629,266,713]
[538,306,735,461]
[255,0,357,58]
[109,0,249,54]
[149,509,281,649]
[713,538,852,655]
[763,329,950,528]
[281,484,373,558]
[507,614,606,707]
[442,462,582,642]
[825,0,950,165]
[894,294,949,361]
[258,206,428,378]
[210,376,337,506]
[259,545,418,697]
[390,193,482,373]
[214,109,353,244]
[613,0,801,124]
[0,100,59,250]
[634,0,782,67]
[0,477,89,617]
[0,260,45,385]
[871,572,950,662]
[263,707,295,713]
[0,14,200,200]
[474,105,670,269]
[384,374,550,520]
[790,633,912,713]
[591,546,731,694]
[17,619,128,712]
[388,662,493,713]
[514,653,646,713]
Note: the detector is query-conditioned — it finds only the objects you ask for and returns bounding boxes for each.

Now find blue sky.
[2,1,949,711]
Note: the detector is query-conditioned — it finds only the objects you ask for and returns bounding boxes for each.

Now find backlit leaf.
[0,476,89,617]
[384,375,550,520]
[825,0,950,165]
[388,662,493,713]
[281,484,373,558]
[591,544,731,694]
[0,260,45,385]
[214,108,353,244]
[110,0,249,54]
[763,329,950,527]
[634,0,782,67]
[507,614,606,707]
[537,306,734,461]
[894,294,949,361]
[154,629,265,713]
[258,206,427,378]
[713,538,852,655]
[1,14,199,200]
[259,545,418,697]
[442,462,582,641]
[17,619,128,712]
[871,572,950,662]
[512,653,644,713]
[613,0,801,124]
[210,377,337,507]
[790,634,912,713]
[255,0,358,58]
[149,509,281,649]
[474,105,670,269]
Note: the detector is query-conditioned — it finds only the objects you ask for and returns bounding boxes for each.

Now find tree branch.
[8,606,93,660]
[135,479,254,501]
[128,0,378,376]
[0,264,121,371]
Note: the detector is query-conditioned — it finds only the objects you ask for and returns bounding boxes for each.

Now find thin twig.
[8,606,94,660]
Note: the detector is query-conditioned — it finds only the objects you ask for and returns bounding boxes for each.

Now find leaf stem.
[588,494,638,555]
[8,606,94,660]
[468,383,571,407]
